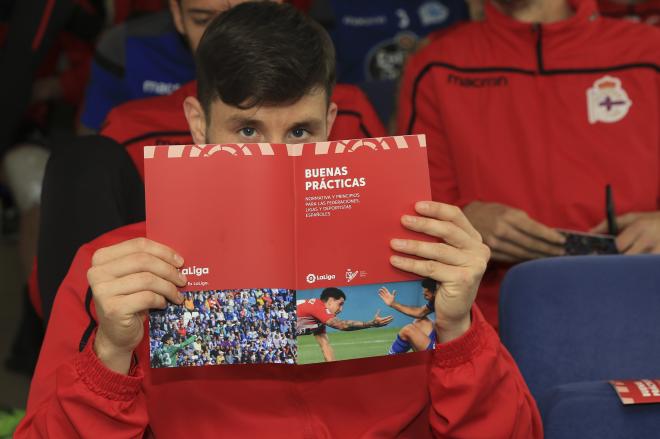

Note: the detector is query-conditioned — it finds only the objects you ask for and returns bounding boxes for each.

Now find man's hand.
[370,310,394,327]
[378,287,397,307]
[591,211,660,254]
[463,201,565,263]
[390,202,491,343]
[88,238,187,374]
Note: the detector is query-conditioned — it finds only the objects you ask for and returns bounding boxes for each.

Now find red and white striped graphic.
[610,379,660,405]
[144,135,426,159]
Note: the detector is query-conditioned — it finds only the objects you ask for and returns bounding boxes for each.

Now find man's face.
[185,87,338,145]
[325,297,345,315]
[422,288,435,302]
[171,0,269,52]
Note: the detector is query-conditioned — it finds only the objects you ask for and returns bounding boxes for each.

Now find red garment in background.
[598,0,660,26]
[397,0,660,329]
[16,222,542,438]
[102,81,388,180]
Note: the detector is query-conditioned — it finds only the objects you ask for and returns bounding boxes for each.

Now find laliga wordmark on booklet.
[144,135,433,366]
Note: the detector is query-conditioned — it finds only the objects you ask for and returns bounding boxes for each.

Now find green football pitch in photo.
[297,327,402,364]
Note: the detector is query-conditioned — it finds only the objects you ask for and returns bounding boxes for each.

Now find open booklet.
[145,135,434,367]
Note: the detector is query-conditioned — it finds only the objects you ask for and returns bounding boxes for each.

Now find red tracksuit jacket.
[101,81,388,180]
[25,80,387,317]
[16,222,542,438]
[397,0,660,328]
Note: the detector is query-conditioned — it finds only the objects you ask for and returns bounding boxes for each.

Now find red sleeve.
[311,300,335,324]
[429,307,543,438]
[15,228,149,438]
[396,46,461,206]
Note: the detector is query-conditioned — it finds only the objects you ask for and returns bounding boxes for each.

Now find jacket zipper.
[534,23,544,74]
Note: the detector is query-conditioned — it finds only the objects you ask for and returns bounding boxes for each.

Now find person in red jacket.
[36,80,386,324]
[398,0,660,329]
[17,3,542,437]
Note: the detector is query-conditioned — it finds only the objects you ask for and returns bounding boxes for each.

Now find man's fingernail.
[416,201,430,211]
[402,215,417,224]
[174,254,184,266]
[179,272,187,284]
[391,239,407,249]
[390,255,404,265]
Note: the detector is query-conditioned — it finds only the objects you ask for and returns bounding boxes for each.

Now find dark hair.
[320,287,346,302]
[421,278,438,292]
[196,2,336,114]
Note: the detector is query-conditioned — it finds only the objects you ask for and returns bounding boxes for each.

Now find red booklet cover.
[145,135,435,367]
[610,380,660,405]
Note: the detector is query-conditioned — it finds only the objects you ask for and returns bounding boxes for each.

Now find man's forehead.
[211,89,328,125]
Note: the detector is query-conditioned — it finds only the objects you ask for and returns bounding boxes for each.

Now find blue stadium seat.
[499,255,660,405]
[541,381,660,439]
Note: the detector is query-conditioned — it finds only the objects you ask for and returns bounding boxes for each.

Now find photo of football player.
[296,287,393,362]
[378,278,439,354]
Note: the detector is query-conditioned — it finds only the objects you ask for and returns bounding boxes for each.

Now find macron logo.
[142,80,181,95]
[181,266,209,277]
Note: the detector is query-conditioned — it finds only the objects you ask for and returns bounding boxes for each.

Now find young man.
[37,81,385,325]
[398,0,660,328]
[17,3,541,437]
[379,279,439,354]
[297,287,394,361]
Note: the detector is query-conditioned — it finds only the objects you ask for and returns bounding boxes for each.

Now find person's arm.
[389,201,542,437]
[15,229,155,438]
[78,24,129,133]
[170,335,197,355]
[324,311,393,331]
[377,287,431,319]
[313,332,335,361]
[428,307,543,437]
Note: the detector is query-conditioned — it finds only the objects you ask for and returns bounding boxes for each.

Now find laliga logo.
[305,273,336,284]
[345,269,358,283]
[181,266,209,277]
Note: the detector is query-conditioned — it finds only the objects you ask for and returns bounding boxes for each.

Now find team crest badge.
[587,76,632,124]
[418,1,449,27]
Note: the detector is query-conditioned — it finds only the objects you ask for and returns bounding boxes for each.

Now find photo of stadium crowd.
[149,289,297,367]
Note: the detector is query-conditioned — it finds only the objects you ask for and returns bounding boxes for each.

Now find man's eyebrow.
[287,118,323,130]
[226,115,265,128]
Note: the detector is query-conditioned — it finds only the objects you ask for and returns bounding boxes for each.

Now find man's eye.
[291,128,308,138]
[240,127,256,137]
[192,18,211,26]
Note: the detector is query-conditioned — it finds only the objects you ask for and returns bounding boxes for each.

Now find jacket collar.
[485,0,599,36]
